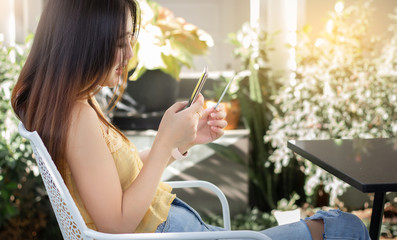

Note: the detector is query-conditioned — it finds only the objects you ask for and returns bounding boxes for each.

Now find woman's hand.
[192,103,227,145]
[155,94,205,151]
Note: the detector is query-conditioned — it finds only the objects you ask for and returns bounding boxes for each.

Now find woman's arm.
[66,97,204,233]
[138,149,150,163]
[66,103,168,233]
[140,148,188,166]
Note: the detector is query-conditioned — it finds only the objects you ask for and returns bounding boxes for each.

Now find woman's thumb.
[189,94,204,113]
[169,101,189,113]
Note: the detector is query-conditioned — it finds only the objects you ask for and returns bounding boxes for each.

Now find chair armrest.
[84,180,274,239]
[165,180,231,230]
[84,229,271,240]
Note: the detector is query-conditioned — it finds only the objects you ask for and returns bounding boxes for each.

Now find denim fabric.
[304,209,371,239]
[156,198,370,240]
[259,220,312,239]
[155,197,224,233]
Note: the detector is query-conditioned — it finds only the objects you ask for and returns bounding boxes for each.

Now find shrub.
[221,22,307,212]
[265,0,397,204]
[0,37,61,239]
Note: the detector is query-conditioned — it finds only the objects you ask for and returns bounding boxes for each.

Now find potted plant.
[112,0,214,130]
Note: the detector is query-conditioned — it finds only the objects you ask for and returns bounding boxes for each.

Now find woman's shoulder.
[72,100,98,122]
[68,101,102,142]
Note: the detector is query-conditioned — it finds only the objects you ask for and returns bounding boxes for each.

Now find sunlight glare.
[335,1,344,14]
[290,72,297,86]
[326,20,334,33]
[250,0,260,28]
[315,38,325,47]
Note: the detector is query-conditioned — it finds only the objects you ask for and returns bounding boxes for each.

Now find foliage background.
[226,22,307,212]
[1,0,397,238]
[0,37,61,239]
[265,0,397,204]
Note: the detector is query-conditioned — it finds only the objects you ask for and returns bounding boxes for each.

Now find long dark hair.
[11,0,140,176]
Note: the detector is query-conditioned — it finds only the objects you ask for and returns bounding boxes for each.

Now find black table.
[287,138,397,240]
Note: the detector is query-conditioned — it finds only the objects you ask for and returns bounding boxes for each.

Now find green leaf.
[248,64,263,103]
[129,65,147,81]
[160,54,181,80]
[206,143,246,166]
[5,204,17,217]
[5,182,18,190]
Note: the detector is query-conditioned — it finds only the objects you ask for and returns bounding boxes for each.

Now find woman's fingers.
[210,110,226,120]
[208,119,228,129]
[169,101,189,113]
[205,103,227,120]
[188,94,205,118]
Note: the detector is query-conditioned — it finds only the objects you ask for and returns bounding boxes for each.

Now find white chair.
[18,122,270,240]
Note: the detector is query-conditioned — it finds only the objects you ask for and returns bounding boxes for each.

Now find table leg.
[369,192,386,240]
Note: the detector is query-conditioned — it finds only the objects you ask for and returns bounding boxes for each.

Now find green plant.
[0,37,61,239]
[276,193,300,211]
[265,0,397,205]
[377,7,397,76]
[204,75,238,102]
[128,0,213,80]
[203,207,277,231]
[0,37,32,224]
[225,23,306,212]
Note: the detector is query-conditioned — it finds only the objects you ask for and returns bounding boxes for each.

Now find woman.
[11,0,370,239]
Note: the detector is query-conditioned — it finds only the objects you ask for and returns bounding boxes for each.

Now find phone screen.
[185,66,208,108]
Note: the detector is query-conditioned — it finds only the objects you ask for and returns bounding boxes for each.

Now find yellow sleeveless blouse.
[63,103,175,233]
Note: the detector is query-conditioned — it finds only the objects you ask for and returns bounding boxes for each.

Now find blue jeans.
[156,198,371,239]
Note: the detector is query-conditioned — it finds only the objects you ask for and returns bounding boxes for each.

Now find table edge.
[287,140,367,192]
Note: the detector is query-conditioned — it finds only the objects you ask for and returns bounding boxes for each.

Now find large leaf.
[160,53,181,80]
[206,142,245,166]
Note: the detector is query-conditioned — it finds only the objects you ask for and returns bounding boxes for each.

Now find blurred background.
[2,0,397,239]
[1,0,397,72]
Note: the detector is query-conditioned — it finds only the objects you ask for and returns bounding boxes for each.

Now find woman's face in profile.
[102,12,134,88]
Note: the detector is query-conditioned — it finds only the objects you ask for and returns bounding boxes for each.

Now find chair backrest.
[18,122,89,240]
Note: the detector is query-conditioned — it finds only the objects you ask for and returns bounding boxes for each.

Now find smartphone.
[184,66,208,109]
